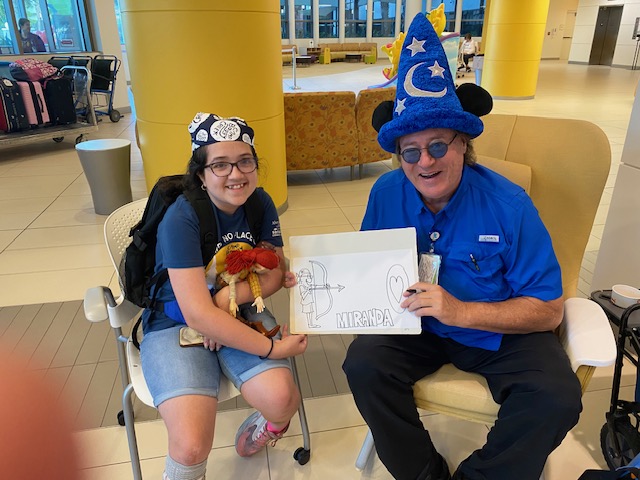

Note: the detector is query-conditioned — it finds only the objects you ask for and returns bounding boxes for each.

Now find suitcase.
[0,77,29,133]
[43,77,76,125]
[16,80,50,127]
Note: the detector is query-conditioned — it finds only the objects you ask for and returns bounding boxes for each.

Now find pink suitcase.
[16,80,50,126]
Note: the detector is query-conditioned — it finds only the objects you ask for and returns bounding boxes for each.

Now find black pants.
[342,331,582,480]
[463,53,475,68]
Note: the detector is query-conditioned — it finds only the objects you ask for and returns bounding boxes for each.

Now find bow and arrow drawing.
[296,260,344,328]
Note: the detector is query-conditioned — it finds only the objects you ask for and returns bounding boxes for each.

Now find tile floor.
[1,59,639,479]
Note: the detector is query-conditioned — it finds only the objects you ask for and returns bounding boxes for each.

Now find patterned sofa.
[283,87,395,179]
[317,42,377,64]
[355,87,396,175]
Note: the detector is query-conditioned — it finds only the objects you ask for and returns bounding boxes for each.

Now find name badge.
[479,235,500,243]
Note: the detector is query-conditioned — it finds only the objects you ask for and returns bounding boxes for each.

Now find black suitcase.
[43,77,77,125]
[0,77,29,133]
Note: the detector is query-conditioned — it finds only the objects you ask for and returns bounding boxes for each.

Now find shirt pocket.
[443,243,507,300]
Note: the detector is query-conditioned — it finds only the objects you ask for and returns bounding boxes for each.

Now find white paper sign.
[289,228,421,334]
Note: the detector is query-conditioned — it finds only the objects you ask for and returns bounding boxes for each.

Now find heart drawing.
[386,264,410,314]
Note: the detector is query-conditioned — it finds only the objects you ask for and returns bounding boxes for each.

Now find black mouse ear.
[372,100,395,133]
[455,83,493,117]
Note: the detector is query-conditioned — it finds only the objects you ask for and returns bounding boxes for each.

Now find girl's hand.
[203,337,223,351]
[270,325,307,358]
[283,271,297,288]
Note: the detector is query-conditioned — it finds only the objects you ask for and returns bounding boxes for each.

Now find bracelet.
[259,337,274,360]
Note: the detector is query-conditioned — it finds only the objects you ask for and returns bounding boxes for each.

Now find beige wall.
[542,0,579,59]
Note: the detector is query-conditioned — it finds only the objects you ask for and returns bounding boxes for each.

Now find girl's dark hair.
[183,144,259,190]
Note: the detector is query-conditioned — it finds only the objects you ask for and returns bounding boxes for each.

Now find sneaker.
[235,411,289,457]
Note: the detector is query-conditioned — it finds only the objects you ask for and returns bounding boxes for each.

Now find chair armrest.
[84,286,142,329]
[84,286,110,322]
[559,297,616,372]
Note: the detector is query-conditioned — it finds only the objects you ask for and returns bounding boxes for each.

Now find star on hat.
[377,13,484,153]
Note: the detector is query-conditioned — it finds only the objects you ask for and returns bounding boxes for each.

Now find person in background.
[458,33,477,72]
[342,13,581,480]
[18,18,46,53]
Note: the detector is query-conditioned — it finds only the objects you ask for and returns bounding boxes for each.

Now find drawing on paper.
[295,260,345,329]
[289,228,421,335]
[386,264,411,314]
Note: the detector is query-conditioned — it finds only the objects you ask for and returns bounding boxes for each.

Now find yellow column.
[481,0,550,99]
[120,0,288,210]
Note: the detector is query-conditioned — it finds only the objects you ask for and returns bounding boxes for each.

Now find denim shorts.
[140,305,290,407]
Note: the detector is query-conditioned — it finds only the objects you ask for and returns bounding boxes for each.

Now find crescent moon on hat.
[404,62,447,98]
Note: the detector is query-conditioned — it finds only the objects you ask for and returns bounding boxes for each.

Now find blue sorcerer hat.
[378,13,484,153]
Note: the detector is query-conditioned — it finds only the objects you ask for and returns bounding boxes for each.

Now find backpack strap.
[183,186,218,265]
[244,187,265,243]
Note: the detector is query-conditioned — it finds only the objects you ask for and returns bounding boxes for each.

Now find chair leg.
[356,428,375,471]
[290,357,311,464]
[123,383,143,480]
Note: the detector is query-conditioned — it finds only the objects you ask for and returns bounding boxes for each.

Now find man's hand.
[401,283,465,327]
[400,283,564,334]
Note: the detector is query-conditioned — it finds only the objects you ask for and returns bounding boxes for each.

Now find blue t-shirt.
[142,189,283,334]
[361,164,562,351]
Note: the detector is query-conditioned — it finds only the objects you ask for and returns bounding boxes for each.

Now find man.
[342,13,581,480]
[18,18,46,53]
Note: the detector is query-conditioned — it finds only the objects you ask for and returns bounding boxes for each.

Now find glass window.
[45,0,87,52]
[294,0,313,39]
[1,0,18,54]
[461,0,484,38]
[17,0,50,52]
[2,0,91,54]
[319,0,338,38]
[345,0,366,38]
[113,0,124,44]
[431,0,456,33]
[372,0,396,38]
[280,0,288,39]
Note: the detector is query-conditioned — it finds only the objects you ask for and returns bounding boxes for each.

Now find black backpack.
[121,174,265,313]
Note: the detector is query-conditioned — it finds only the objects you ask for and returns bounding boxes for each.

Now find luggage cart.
[0,65,98,148]
[48,56,93,117]
[90,54,121,123]
[591,290,640,470]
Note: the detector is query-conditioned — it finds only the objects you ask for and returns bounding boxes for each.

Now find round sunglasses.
[399,133,458,164]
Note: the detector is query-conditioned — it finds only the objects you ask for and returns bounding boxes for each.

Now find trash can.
[76,139,133,215]
[474,54,484,86]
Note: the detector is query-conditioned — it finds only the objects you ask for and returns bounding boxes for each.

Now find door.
[560,10,576,61]
[589,6,623,66]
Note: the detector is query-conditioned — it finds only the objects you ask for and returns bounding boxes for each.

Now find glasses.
[400,134,458,164]
[205,157,258,177]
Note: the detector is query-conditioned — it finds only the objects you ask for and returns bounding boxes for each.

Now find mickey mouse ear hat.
[378,13,484,153]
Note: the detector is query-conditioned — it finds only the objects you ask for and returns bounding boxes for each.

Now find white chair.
[84,199,311,480]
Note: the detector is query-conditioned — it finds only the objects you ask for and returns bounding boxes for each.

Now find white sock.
[163,454,206,480]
